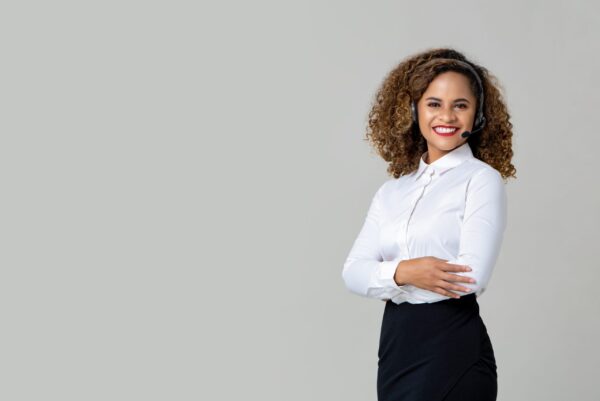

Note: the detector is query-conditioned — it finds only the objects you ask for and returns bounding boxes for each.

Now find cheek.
[464,109,476,120]
[418,112,437,133]
[417,107,433,124]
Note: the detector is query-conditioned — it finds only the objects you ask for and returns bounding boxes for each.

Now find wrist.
[393,260,411,286]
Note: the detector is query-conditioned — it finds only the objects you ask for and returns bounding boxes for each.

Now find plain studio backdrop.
[1,1,598,400]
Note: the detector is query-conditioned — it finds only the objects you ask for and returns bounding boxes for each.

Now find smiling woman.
[342,47,516,401]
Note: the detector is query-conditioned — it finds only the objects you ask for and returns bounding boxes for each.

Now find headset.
[410,59,487,138]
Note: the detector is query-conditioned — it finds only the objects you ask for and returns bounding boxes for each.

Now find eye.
[426,102,469,109]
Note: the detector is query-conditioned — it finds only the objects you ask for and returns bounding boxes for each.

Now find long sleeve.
[407,168,508,303]
[342,184,412,304]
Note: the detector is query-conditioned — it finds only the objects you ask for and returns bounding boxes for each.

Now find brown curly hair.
[365,47,516,181]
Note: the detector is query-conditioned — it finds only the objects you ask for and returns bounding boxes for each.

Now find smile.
[432,126,458,136]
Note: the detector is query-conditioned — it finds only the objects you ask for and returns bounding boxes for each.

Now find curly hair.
[365,47,517,181]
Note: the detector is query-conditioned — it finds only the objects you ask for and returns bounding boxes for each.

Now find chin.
[427,137,462,148]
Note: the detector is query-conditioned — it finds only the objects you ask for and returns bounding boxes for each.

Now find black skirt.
[377,293,497,401]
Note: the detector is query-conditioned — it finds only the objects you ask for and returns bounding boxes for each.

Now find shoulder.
[465,159,505,188]
[376,175,410,199]
[463,160,506,206]
[370,178,393,202]
[379,177,398,192]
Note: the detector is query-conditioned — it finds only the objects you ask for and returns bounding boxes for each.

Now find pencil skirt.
[377,293,497,401]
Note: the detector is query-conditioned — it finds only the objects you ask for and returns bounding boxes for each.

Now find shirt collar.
[414,142,474,181]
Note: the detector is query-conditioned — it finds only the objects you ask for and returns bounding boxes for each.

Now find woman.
[342,48,516,401]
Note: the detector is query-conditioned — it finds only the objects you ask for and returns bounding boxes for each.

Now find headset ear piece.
[411,101,418,124]
[477,115,486,129]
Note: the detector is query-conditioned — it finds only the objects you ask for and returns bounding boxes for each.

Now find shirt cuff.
[379,259,412,293]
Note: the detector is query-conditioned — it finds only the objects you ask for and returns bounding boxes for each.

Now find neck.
[425,149,447,164]
[425,142,466,164]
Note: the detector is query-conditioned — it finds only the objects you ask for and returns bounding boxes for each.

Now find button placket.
[403,169,434,257]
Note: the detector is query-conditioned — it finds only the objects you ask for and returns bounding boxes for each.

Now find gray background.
[2,1,598,400]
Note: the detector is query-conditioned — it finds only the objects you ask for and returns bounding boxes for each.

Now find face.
[416,71,477,164]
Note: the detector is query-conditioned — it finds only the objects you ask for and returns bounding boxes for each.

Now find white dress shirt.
[342,141,507,304]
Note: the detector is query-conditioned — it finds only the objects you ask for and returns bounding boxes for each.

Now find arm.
[406,168,508,302]
[342,184,412,304]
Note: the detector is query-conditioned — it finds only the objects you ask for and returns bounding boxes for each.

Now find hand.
[394,256,476,299]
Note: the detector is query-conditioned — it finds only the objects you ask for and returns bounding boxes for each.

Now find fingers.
[442,272,477,285]
[433,286,462,299]
[447,283,471,293]
[435,278,474,297]
[442,262,472,272]
[434,279,463,295]
[417,260,476,300]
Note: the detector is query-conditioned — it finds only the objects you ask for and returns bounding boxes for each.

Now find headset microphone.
[460,122,485,138]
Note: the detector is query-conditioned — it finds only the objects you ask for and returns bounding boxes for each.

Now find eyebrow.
[425,97,471,103]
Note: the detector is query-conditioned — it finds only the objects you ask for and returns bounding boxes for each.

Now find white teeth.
[434,127,457,134]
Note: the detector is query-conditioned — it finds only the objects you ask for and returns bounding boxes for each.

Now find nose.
[439,105,458,122]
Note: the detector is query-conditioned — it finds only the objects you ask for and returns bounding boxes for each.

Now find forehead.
[423,71,476,99]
